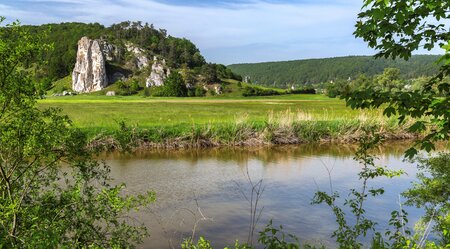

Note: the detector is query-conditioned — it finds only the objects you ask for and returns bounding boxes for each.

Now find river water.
[104,143,432,248]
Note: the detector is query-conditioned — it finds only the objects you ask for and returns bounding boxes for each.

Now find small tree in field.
[0,17,155,248]
[163,71,188,97]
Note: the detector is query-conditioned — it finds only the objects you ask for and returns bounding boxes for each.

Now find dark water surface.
[103,143,434,248]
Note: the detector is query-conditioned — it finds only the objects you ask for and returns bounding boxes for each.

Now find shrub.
[242,86,280,97]
[195,86,206,97]
[288,87,316,94]
[130,79,142,92]
[142,87,150,97]
[160,71,187,97]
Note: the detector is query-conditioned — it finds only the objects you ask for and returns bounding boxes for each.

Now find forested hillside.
[23,21,206,80]
[228,55,440,88]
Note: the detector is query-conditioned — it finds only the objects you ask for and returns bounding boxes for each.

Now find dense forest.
[23,21,207,80]
[228,55,441,88]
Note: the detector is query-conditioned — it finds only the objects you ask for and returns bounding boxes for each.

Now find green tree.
[0,18,154,248]
[201,63,219,84]
[343,0,450,244]
[348,0,450,157]
[163,71,187,97]
[403,154,450,245]
[373,68,405,91]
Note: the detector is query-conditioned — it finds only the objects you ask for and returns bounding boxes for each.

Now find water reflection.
[102,143,447,249]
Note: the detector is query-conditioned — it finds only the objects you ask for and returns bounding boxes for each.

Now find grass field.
[38,94,411,148]
[39,94,362,130]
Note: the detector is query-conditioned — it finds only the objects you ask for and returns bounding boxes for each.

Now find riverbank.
[38,95,420,151]
[86,115,418,151]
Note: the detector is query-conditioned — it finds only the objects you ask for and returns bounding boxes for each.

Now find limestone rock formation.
[214,85,223,95]
[72,37,108,93]
[146,56,170,87]
[100,40,117,61]
[126,43,149,70]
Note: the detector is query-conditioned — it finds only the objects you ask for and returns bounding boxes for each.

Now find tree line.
[228,55,441,88]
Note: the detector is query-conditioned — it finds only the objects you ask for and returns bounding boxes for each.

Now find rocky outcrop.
[146,56,170,87]
[214,85,223,95]
[72,37,108,93]
[100,40,117,61]
[126,43,149,70]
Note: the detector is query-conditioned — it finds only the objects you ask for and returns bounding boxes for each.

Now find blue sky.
[0,0,438,64]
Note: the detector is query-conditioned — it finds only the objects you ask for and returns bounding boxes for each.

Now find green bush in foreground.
[0,17,155,248]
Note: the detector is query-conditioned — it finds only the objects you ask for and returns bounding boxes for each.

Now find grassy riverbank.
[38,94,417,149]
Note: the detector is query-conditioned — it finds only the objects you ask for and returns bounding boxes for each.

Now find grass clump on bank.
[87,109,417,151]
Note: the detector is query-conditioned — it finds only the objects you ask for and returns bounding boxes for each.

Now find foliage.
[195,86,207,97]
[142,87,151,97]
[346,0,450,158]
[182,237,214,249]
[325,79,350,98]
[162,71,188,97]
[403,153,450,245]
[288,87,316,94]
[258,220,301,249]
[312,134,404,249]
[215,64,242,81]
[0,18,155,248]
[242,86,280,97]
[115,79,143,96]
[228,55,440,88]
[201,63,219,84]
[181,237,252,249]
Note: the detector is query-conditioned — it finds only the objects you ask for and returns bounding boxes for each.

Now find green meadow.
[39,94,362,130]
[37,94,413,149]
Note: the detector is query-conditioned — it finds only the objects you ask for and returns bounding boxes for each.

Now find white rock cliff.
[146,56,170,87]
[72,37,108,93]
[126,43,149,70]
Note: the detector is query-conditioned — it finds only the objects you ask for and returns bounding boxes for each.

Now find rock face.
[126,43,149,70]
[100,40,118,61]
[72,37,108,93]
[214,85,223,95]
[146,56,170,87]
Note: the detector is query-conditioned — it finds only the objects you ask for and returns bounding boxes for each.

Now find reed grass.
[87,108,418,151]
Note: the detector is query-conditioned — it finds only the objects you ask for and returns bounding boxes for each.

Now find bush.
[116,80,127,90]
[155,71,187,97]
[288,87,316,94]
[150,86,166,97]
[130,80,142,92]
[195,86,206,97]
[142,87,150,97]
[242,86,280,97]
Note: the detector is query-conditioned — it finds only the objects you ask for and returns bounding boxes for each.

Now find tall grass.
[88,109,419,151]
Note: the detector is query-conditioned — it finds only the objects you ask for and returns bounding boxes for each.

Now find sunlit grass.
[39,94,363,132]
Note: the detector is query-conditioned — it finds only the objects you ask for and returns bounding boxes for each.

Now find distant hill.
[228,55,441,88]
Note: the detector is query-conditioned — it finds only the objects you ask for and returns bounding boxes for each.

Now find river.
[103,142,433,248]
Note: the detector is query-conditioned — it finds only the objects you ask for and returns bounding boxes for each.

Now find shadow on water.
[101,142,448,249]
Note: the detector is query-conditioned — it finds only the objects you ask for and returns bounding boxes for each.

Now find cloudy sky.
[0,0,403,64]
